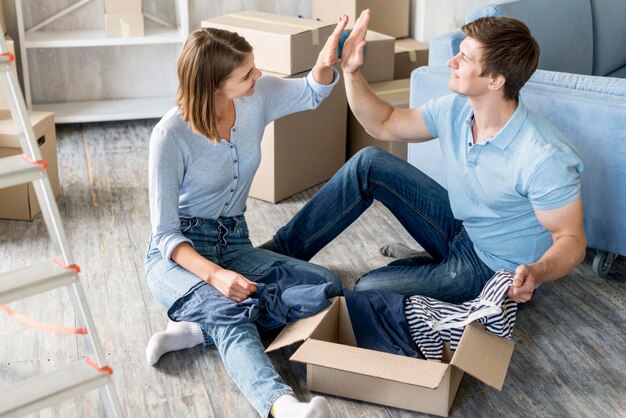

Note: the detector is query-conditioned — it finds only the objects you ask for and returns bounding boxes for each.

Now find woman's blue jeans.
[145,215,341,417]
[273,147,495,304]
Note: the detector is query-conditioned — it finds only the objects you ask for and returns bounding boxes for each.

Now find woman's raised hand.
[340,9,371,75]
[315,14,350,70]
[209,268,257,303]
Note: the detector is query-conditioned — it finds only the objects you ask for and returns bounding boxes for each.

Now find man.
[262,11,586,304]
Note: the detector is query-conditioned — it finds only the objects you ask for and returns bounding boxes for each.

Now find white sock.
[145,320,204,366]
[272,395,331,418]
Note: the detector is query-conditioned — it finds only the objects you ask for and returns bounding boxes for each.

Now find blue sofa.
[408,0,626,275]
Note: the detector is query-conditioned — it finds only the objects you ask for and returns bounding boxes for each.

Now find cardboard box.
[0,36,15,109]
[267,297,515,417]
[201,12,335,75]
[104,0,142,14]
[313,0,410,39]
[348,78,410,160]
[360,30,395,83]
[105,14,144,37]
[0,111,59,221]
[249,70,347,203]
[394,37,429,79]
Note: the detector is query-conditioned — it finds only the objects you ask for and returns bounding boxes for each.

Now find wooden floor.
[1,119,624,418]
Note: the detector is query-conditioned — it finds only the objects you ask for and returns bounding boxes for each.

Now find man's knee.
[353,273,377,293]
[350,146,388,168]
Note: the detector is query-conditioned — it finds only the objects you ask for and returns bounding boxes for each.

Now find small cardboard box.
[0,36,16,109]
[104,0,142,14]
[313,0,410,39]
[267,297,515,417]
[360,30,395,83]
[249,70,347,203]
[394,37,429,79]
[201,12,335,75]
[105,13,144,37]
[0,111,59,221]
[348,78,410,160]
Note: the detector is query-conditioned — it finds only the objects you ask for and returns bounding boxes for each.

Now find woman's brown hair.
[462,17,539,101]
[176,28,252,142]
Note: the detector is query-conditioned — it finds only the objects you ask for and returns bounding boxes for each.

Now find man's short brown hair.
[462,17,539,101]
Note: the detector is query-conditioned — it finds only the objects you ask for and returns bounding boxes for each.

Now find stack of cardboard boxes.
[105,0,144,37]
[202,11,348,204]
[309,0,428,160]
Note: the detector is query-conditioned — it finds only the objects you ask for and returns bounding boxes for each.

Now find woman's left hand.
[317,14,349,68]
[313,14,349,83]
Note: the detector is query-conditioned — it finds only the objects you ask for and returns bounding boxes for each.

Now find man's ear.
[489,74,506,91]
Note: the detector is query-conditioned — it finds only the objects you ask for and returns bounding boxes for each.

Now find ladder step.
[0,155,46,189]
[0,360,113,418]
[0,260,78,305]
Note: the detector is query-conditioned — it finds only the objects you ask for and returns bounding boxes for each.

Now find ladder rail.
[0,22,123,417]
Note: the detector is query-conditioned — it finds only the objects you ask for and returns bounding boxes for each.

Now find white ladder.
[0,28,122,417]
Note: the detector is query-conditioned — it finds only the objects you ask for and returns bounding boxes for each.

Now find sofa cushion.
[590,0,626,76]
[467,0,594,75]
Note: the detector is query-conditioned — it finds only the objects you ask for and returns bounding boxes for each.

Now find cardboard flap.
[450,322,515,390]
[291,339,449,389]
[265,298,338,353]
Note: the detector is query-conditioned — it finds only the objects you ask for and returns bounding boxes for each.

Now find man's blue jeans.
[273,147,495,304]
[145,215,341,417]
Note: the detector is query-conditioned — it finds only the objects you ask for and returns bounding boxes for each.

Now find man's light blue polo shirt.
[420,94,583,272]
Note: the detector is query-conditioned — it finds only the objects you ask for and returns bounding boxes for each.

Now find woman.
[144,16,348,418]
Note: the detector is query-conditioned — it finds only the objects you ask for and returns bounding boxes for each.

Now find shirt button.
[468,142,472,147]
[225,202,229,206]
[234,159,238,163]
[232,127,237,132]
[230,189,234,192]
[234,176,238,179]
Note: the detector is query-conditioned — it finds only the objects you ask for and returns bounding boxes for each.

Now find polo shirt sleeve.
[526,147,583,211]
[419,94,457,138]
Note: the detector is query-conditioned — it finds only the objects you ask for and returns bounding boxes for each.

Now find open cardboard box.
[267,297,515,417]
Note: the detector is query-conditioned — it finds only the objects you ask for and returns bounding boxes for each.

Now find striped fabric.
[404,270,518,361]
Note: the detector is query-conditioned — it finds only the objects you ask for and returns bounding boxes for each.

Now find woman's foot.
[272,395,331,418]
[145,320,204,365]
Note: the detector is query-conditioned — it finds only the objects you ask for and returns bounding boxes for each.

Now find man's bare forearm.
[344,70,395,139]
[528,234,587,283]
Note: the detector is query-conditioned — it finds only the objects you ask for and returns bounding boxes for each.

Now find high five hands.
[315,9,372,78]
[340,9,371,75]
